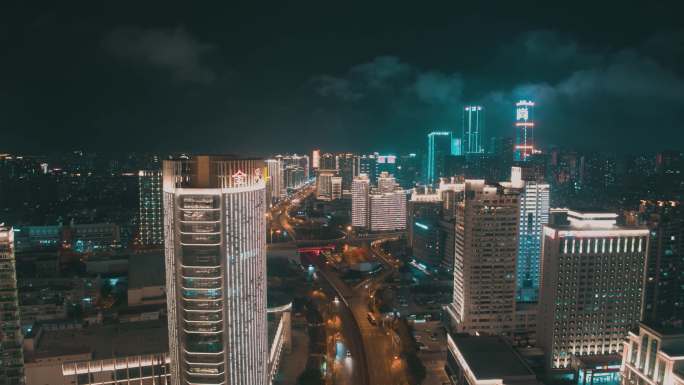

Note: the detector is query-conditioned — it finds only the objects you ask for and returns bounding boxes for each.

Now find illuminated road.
[316,241,407,385]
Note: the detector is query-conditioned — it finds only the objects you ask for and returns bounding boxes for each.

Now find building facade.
[538,209,649,371]
[639,200,684,324]
[265,158,284,205]
[446,180,520,336]
[426,131,455,184]
[462,106,484,155]
[514,100,535,162]
[512,169,550,303]
[621,322,684,385]
[351,174,370,228]
[163,156,268,385]
[138,170,164,246]
[0,225,25,385]
[369,190,407,232]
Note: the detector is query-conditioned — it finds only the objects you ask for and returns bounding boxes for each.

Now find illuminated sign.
[232,170,247,186]
[516,107,529,121]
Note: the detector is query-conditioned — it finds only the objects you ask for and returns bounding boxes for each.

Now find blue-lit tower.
[514,100,535,161]
[426,131,455,184]
[462,106,484,154]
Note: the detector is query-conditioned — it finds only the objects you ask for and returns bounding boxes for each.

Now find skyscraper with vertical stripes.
[514,100,535,162]
[163,155,268,385]
[0,225,25,385]
[462,106,484,154]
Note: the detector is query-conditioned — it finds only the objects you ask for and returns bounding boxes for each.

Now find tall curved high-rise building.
[163,155,268,385]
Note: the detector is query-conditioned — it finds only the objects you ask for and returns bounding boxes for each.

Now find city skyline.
[3,3,684,154]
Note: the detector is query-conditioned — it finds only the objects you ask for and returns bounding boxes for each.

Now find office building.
[0,225,25,385]
[265,158,284,205]
[163,156,268,385]
[369,190,406,232]
[316,170,338,201]
[138,170,164,246]
[331,176,342,200]
[445,334,541,385]
[278,154,310,188]
[359,154,378,183]
[282,165,305,191]
[427,131,456,184]
[446,181,520,335]
[462,106,484,155]
[397,153,420,189]
[621,322,684,385]
[504,167,550,303]
[352,174,370,228]
[312,149,320,170]
[408,191,443,271]
[639,200,684,324]
[538,209,649,372]
[336,153,357,191]
[376,154,397,177]
[319,152,336,171]
[514,100,536,162]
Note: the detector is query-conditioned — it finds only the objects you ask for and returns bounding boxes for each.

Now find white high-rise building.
[377,171,398,193]
[331,176,342,200]
[316,171,336,201]
[266,158,283,204]
[446,180,520,336]
[352,174,370,228]
[539,209,649,371]
[312,149,320,170]
[163,156,268,385]
[369,191,407,231]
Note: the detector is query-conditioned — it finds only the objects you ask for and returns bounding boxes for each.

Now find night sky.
[2,2,683,156]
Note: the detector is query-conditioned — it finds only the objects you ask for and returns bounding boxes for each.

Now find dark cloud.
[103,26,217,84]
[304,30,684,152]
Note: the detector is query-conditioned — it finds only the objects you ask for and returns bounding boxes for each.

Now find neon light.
[415,222,429,230]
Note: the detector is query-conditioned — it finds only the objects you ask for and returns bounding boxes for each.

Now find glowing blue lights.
[414,222,429,230]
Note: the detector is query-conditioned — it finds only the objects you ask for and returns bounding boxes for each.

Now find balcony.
[182,254,220,268]
[182,266,221,279]
[182,223,221,234]
[184,321,223,334]
[182,210,220,222]
[181,196,219,210]
[183,289,222,301]
[183,278,222,289]
[185,353,224,365]
[184,311,222,322]
[185,335,224,354]
[181,233,220,245]
[183,300,223,311]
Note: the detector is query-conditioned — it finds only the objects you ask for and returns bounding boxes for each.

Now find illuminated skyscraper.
[358,154,378,183]
[426,131,456,184]
[446,181,520,336]
[369,174,406,232]
[265,158,283,205]
[336,153,357,191]
[0,225,25,385]
[312,149,320,170]
[351,174,370,228]
[163,156,268,385]
[462,106,484,154]
[538,209,649,371]
[138,170,164,246]
[505,167,550,303]
[514,100,535,162]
